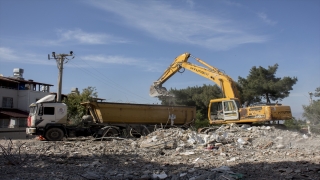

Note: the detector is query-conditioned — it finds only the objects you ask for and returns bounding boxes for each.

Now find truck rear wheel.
[45,128,64,141]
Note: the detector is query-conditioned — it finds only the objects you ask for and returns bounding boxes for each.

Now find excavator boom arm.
[150,53,240,100]
[150,53,190,96]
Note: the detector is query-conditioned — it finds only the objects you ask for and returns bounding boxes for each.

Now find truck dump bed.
[82,102,196,126]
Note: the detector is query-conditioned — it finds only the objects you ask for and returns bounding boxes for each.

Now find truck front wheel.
[45,128,64,141]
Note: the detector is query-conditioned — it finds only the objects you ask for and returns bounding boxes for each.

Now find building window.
[19,118,27,127]
[2,97,13,108]
[0,119,10,128]
[6,118,27,128]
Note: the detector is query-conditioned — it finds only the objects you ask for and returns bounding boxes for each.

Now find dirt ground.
[1,125,320,180]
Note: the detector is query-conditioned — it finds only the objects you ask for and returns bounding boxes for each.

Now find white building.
[0,68,53,139]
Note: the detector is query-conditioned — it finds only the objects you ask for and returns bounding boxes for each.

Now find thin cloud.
[258,12,277,25]
[47,29,129,45]
[185,0,195,8]
[82,55,139,64]
[81,54,164,72]
[0,47,162,71]
[222,0,243,7]
[87,0,268,50]
[0,47,19,61]
[0,47,57,65]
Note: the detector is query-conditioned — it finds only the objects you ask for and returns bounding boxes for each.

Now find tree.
[303,87,320,125]
[158,84,222,119]
[238,64,298,104]
[314,87,320,97]
[284,117,305,130]
[63,86,98,125]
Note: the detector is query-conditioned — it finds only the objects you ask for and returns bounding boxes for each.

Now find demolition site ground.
[1,124,320,180]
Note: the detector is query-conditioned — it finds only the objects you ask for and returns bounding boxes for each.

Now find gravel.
[1,124,320,180]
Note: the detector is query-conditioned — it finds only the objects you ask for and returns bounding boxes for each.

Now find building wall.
[0,87,50,111]
[0,88,18,109]
[17,90,50,111]
[1,86,51,139]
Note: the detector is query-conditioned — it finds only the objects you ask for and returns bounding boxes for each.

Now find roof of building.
[0,76,53,86]
[0,76,20,83]
[0,108,29,118]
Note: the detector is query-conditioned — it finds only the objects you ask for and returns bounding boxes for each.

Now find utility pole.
[308,92,313,105]
[48,51,74,102]
[307,91,314,135]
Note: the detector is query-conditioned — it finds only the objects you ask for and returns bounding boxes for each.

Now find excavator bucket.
[149,85,168,97]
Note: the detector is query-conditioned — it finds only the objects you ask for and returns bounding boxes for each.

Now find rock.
[131,141,138,148]
[180,151,195,155]
[226,157,236,162]
[241,124,251,129]
[152,171,167,179]
[140,174,150,179]
[237,138,248,145]
[82,171,101,179]
[276,144,285,149]
[180,172,187,177]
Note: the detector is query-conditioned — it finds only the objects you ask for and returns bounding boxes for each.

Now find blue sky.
[0,0,319,119]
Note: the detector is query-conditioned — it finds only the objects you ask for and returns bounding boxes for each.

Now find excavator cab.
[208,98,240,122]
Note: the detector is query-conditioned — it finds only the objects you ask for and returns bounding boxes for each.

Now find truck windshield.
[29,106,37,115]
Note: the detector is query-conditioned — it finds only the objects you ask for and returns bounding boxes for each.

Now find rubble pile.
[1,124,320,179]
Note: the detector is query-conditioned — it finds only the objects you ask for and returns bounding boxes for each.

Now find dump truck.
[26,94,196,141]
[150,52,293,125]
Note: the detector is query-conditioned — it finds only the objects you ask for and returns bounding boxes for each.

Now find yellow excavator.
[150,53,292,125]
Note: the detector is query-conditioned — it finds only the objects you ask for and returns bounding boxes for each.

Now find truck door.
[37,104,56,126]
[222,100,239,120]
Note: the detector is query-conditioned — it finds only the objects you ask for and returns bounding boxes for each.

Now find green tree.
[238,64,298,104]
[314,87,320,97]
[63,86,98,125]
[158,84,222,119]
[283,117,305,130]
[303,87,320,125]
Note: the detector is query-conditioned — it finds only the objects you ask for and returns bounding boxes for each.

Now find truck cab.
[26,95,68,140]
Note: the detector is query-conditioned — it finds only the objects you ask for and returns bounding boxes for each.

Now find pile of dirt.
[1,124,319,179]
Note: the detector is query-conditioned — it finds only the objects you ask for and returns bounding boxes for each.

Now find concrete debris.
[179,151,195,155]
[1,124,320,179]
[152,171,167,179]
[81,171,101,179]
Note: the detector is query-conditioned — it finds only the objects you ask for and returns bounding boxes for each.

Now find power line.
[70,62,135,98]
[69,55,157,104]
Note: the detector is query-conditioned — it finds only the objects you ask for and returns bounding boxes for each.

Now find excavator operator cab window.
[223,101,236,111]
[222,100,239,120]
[210,102,223,120]
[210,100,239,121]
